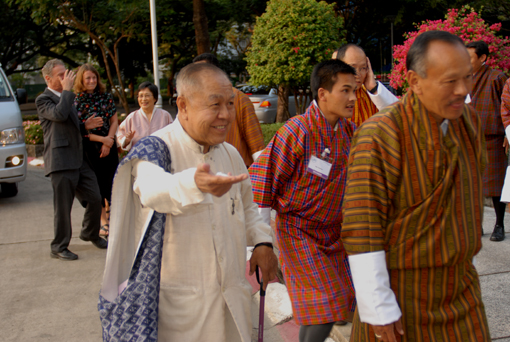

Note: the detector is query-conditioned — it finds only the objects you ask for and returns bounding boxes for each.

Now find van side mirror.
[16,89,27,104]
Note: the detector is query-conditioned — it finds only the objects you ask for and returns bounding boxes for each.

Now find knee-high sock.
[299,322,335,342]
[492,196,506,227]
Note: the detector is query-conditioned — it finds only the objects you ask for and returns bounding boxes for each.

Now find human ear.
[176,96,188,120]
[407,70,422,95]
[318,88,327,102]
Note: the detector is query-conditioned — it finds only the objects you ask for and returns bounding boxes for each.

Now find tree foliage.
[390,5,510,91]
[14,0,148,114]
[246,0,344,122]
[1,0,89,76]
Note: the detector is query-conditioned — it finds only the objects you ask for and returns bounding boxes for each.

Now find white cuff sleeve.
[367,81,399,111]
[348,251,402,325]
[465,94,471,104]
[132,160,209,214]
[252,150,263,163]
[505,126,510,140]
[258,207,272,226]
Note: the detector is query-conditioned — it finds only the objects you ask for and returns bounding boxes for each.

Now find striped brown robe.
[349,86,378,128]
[342,91,490,341]
[470,64,507,197]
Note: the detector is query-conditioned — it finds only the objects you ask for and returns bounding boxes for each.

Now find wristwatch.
[368,83,378,94]
[254,242,273,250]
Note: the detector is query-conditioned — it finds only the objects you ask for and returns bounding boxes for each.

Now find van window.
[0,72,13,101]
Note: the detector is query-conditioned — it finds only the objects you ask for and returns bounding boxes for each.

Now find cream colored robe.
[108,118,272,342]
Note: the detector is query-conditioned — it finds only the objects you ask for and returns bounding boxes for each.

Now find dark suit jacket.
[36,89,87,176]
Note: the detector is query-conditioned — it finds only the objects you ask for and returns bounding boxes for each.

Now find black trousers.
[49,161,102,253]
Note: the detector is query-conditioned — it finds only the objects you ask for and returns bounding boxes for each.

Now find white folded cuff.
[348,251,402,325]
[367,81,398,111]
[258,207,272,226]
[505,125,510,141]
[252,150,263,163]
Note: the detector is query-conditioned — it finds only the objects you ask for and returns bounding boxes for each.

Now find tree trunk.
[112,41,130,115]
[94,35,130,115]
[193,0,210,55]
[293,88,308,115]
[276,85,290,123]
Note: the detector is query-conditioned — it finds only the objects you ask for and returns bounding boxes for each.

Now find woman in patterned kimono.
[74,64,118,237]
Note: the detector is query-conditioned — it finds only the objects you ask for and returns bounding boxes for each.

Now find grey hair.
[406,30,465,78]
[176,63,229,98]
[41,59,65,80]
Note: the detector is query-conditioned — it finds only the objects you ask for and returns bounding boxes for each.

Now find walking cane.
[256,265,265,342]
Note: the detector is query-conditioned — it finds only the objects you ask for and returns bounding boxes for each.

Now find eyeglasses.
[138,94,153,99]
[351,66,367,74]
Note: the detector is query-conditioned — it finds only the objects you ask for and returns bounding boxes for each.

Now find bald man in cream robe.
[101,63,277,342]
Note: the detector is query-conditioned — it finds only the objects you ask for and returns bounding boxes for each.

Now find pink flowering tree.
[390,5,510,92]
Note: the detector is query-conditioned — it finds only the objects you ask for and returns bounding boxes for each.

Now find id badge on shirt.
[307,155,332,180]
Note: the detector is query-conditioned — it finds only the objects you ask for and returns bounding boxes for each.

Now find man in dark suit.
[36,59,107,261]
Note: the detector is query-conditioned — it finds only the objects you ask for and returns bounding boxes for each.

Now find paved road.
[0,166,105,341]
[1,165,509,341]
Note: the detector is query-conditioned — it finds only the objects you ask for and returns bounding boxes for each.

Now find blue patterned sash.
[98,136,171,341]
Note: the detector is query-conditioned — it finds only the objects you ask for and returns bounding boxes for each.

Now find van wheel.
[1,183,18,197]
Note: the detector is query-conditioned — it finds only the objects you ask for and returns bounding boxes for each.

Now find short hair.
[41,59,65,80]
[193,53,220,67]
[406,30,465,78]
[138,81,159,103]
[74,63,106,93]
[311,59,356,102]
[176,63,229,98]
[466,41,490,58]
[334,44,365,61]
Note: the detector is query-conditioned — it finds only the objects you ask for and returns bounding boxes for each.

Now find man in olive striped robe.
[342,31,490,342]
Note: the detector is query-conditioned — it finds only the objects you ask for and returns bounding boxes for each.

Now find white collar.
[440,119,449,136]
[141,107,156,122]
[313,100,338,131]
[48,87,61,98]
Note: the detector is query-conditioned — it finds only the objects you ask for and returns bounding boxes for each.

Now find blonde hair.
[74,63,106,93]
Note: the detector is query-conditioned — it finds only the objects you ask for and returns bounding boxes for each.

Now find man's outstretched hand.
[194,163,248,197]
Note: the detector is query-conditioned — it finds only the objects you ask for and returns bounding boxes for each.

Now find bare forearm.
[88,133,104,143]
[108,114,119,139]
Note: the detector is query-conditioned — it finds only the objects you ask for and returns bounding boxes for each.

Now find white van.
[0,66,27,197]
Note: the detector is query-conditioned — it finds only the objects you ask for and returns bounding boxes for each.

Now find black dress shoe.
[51,249,78,260]
[79,235,108,249]
[490,225,505,242]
